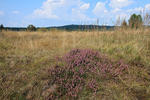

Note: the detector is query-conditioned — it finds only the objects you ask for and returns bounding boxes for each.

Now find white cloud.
[33,0,64,19]
[33,8,58,19]
[109,0,133,8]
[93,2,108,17]
[145,4,150,11]
[80,3,90,10]
[71,3,92,21]
[32,0,91,21]
[126,4,150,17]
[71,8,91,21]
[127,7,143,14]
[12,11,20,14]
[112,8,122,13]
[29,0,150,26]
[116,13,128,19]
[127,3,150,14]
[0,11,4,16]
[92,1,131,25]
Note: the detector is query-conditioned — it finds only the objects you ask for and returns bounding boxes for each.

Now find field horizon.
[2,24,115,32]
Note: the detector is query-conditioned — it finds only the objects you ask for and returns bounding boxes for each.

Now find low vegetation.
[0,27,150,100]
[44,49,128,99]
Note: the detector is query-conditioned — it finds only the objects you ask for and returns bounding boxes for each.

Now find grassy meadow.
[0,28,150,100]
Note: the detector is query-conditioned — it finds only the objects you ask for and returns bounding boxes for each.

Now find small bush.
[121,19,128,29]
[27,25,36,32]
[62,49,128,76]
[43,49,128,99]
[0,24,4,32]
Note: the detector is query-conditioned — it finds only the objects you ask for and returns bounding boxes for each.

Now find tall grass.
[0,28,150,100]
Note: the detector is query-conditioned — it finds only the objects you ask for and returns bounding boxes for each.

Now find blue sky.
[0,0,150,27]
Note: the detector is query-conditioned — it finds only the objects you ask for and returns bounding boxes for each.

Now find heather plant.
[43,49,128,99]
[62,49,128,77]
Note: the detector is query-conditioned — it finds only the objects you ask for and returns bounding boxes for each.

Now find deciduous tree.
[27,25,36,31]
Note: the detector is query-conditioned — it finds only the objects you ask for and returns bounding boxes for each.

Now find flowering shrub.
[43,49,128,99]
[62,49,128,77]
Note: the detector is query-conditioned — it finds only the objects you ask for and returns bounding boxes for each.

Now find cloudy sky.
[0,0,150,27]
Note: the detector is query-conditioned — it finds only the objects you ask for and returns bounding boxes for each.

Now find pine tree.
[129,14,143,29]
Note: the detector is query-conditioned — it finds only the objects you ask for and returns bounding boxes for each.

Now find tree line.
[121,14,144,29]
[0,13,150,32]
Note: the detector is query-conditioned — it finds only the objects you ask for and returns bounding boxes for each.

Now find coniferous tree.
[129,14,143,29]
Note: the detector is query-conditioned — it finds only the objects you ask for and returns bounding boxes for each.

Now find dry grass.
[0,28,150,100]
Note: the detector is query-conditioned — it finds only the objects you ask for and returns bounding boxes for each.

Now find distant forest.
[3,25,115,31]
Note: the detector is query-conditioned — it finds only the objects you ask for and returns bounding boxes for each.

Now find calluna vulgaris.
[43,49,128,100]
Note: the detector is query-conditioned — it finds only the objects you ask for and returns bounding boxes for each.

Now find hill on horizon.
[4,24,115,31]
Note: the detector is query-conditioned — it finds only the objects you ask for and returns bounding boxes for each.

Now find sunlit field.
[0,28,150,100]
